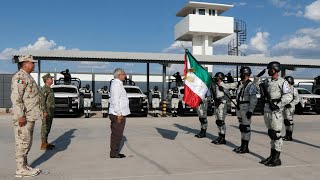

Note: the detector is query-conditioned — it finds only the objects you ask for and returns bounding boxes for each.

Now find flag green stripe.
[187,53,212,87]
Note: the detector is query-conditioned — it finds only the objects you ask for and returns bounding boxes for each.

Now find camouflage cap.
[18,55,37,63]
[42,73,54,81]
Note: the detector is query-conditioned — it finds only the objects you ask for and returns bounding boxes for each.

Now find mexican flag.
[183,49,212,108]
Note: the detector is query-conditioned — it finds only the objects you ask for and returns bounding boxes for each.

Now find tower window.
[199,9,205,15]
[209,9,216,16]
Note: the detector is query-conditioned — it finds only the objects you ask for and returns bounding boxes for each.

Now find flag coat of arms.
[183,49,212,108]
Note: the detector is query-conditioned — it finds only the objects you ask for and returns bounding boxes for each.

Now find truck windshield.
[298,89,311,94]
[125,87,142,94]
[53,87,77,93]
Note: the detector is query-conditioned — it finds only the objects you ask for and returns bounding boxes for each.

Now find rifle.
[258,78,280,112]
[211,77,240,110]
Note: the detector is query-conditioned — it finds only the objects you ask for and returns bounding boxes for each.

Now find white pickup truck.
[52,78,84,116]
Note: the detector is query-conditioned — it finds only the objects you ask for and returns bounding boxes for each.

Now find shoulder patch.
[17,79,25,84]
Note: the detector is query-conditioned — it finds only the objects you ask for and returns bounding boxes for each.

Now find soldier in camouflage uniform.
[212,72,228,145]
[80,84,93,118]
[97,85,110,118]
[223,67,258,154]
[283,76,300,141]
[194,90,210,138]
[40,73,55,150]
[255,61,292,167]
[150,86,161,117]
[170,87,179,117]
[11,55,42,177]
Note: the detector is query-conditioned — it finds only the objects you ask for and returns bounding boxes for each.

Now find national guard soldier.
[11,55,42,177]
[97,85,110,118]
[255,61,292,167]
[40,73,55,150]
[150,86,161,117]
[283,76,299,141]
[194,90,211,138]
[170,87,179,117]
[223,67,258,153]
[173,72,183,87]
[212,72,228,145]
[60,69,71,85]
[80,84,93,118]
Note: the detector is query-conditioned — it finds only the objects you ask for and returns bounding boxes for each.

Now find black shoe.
[260,149,275,164]
[283,131,293,141]
[195,129,206,138]
[211,133,221,144]
[213,134,226,145]
[110,153,126,158]
[236,140,249,154]
[233,146,242,152]
[265,150,281,167]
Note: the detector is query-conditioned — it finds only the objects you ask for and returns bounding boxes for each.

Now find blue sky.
[0,0,320,77]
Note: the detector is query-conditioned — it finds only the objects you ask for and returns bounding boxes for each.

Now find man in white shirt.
[109,68,130,158]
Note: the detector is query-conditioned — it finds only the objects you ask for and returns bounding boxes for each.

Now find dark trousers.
[109,114,126,157]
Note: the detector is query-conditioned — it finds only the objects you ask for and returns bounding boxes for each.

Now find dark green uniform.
[40,84,55,139]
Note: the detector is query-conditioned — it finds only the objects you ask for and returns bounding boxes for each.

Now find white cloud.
[283,10,304,17]
[249,32,270,53]
[161,41,192,54]
[239,2,247,6]
[272,28,320,58]
[0,36,67,60]
[304,0,320,21]
[271,0,289,8]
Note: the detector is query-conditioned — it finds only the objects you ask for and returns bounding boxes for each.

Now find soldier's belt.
[270,99,281,103]
[238,101,250,104]
[102,95,110,99]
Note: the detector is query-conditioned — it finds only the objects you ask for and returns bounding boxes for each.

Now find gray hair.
[113,68,125,78]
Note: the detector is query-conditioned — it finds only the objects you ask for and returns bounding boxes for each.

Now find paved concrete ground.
[0,113,319,180]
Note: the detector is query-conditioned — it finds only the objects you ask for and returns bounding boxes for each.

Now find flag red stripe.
[183,84,202,109]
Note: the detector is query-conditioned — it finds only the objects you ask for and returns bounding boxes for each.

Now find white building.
[175,1,234,72]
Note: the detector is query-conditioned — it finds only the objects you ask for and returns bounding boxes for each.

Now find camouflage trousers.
[264,104,284,152]
[41,109,54,139]
[214,101,227,134]
[13,120,35,169]
[283,107,295,132]
[197,100,208,130]
[236,104,252,141]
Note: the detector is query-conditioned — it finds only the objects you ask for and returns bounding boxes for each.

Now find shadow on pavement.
[231,125,320,149]
[155,128,178,140]
[173,123,238,149]
[31,129,77,167]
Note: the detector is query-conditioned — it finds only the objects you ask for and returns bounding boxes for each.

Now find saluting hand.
[18,116,27,127]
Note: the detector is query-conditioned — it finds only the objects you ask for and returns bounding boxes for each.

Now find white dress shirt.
[109,79,130,116]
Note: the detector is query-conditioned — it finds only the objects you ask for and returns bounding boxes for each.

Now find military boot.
[265,150,281,167]
[260,148,275,164]
[215,133,226,145]
[15,166,41,178]
[283,130,293,141]
[233,140,244,153]
[195,129,206,138]
[46,139,55,150]
[40,139,47,150]
[236,140,249,154]
[212,133,222,144]
[24,157,41,173]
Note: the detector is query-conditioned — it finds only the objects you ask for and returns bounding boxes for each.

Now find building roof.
[12,50,320,68]
[176,1,234,17]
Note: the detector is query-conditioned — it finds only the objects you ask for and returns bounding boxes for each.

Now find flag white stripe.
[184,72,208,99]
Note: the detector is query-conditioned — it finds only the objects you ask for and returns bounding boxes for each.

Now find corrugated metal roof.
[12,50,320,68]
